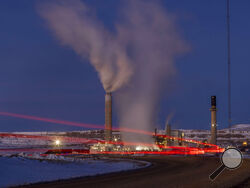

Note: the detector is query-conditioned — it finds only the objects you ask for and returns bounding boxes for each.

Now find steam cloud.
[39,0,132,92]
[39,0,188,143]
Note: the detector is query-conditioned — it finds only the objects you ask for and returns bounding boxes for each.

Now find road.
[19,156,250,188]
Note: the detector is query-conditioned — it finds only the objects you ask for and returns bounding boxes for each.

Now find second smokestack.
[210,96,217,145]
[105,92,112,142]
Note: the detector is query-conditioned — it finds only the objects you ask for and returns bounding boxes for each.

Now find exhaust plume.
[39,0,188,143]
[165,112,175,128]
[38,0,132,92]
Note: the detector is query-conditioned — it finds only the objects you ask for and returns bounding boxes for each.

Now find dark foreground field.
[20,156,250,188]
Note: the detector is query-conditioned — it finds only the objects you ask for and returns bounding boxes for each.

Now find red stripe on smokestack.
[105,92,112,141]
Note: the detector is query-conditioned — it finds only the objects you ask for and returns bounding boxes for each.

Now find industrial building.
[155,125,184,147]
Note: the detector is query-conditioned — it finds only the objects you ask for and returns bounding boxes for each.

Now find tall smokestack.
[165,123,171,146]
[105,92,112,142]
[210,96,217,145]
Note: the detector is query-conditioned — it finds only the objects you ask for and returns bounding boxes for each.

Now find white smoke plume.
[38,0,133,92]
[114,1,188,143]
[39,0,188,144]
[165,112,175,129]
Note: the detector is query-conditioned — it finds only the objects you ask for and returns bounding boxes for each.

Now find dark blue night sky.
[0,0,249,132]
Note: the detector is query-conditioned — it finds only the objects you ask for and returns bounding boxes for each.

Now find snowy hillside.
[229,124,250,131]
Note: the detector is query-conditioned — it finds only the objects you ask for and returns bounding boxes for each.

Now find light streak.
[0,133,100,144]
[0,111,104,129]
[0,132,224,155]
[0,111,154,136]
[0,111,224,155]
[0,132,223,153]
[0,148,48,152]
[0,111,221,148]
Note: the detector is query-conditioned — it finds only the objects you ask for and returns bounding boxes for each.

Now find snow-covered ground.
[0,155,149,188]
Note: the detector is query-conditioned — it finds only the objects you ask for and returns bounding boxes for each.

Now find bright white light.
[135,145,159,151]
[135,146,142,151]
[55,140,61,146]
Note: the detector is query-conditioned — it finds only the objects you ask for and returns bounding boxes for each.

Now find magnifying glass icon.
[210,148,243,181]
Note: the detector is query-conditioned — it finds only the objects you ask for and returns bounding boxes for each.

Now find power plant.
[90,94,222,153]
[210,96,217,145]
[105,92,112,142]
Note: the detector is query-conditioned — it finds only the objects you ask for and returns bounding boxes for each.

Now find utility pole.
[227,0,232,130]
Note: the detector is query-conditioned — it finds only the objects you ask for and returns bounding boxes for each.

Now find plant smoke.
[39,0,188,144]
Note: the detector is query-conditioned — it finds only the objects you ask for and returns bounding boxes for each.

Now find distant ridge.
[224,124,250,131]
